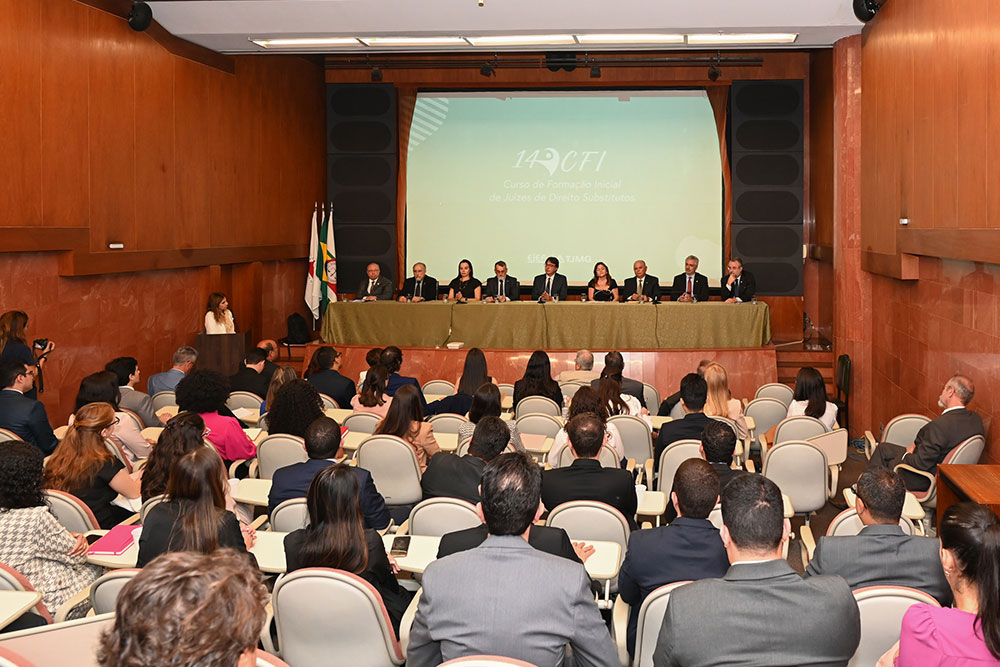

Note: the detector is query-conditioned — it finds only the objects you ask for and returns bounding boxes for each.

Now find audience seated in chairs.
[137,447,252,568]
[596,369,642,418]
[140,412,205,501]
[45,402,140,529]
[700,419,743,492]
[105,356,164,428]
[381,346,425,408]
[590,351,646,410]
[879,502,1000,666]
[541,412,637,529]
[0,360,57,455]
[425,347,491,417]
[657,359,712,417]
[146,345,197,396]
[176,370,256,473]
[408,452,617,667]
[618,458,729,657]
[375,385,440,473]
[99,550,268,667]
[229,348,271,399]
[806,469,950,605]
[305,346,356,410]
[265,379,324,439]
[557,349,600,384]
[787,366,839,431]
[262,365,297,413]
[653,473,860,667]
[702,362,748,439]
[654,373,712,466]
[422,416,510,505]
[72,371,152,462]
[545,386,622,467]
[268,415,390,530]
[512,350,562,409]
[0,440,102,620]
[458,383,524,452]
[351,364,393,418]
[283,464,412,634]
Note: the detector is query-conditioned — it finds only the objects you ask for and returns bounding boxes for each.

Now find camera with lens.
[33,338,49,350]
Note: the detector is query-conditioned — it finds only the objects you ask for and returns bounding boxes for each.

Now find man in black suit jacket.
[654,373,712,466]
[720,257,756,303]
[399,262,439,303]
[306,346,356,409]
[531,256,568,302]
[670,255,710,302]
[542,413,637,529]
[590,350,646,409]
[618,459,729,656]
[422,417,509,504]
[483,260,520,303]
[700,419,742,491]
[357,262,394,301]
[805,469,950,605]
[229,348,270,399]
[267,416,390,529]
[621,259,661,302]
[256,340,281,385]
[867,374,984,490]
[0,361,57,455]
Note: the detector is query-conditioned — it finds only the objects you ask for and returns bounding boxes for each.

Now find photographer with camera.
[0,311,55,399]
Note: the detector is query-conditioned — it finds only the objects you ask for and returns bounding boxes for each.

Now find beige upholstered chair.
[608,414,653,473]
[744,397,788,446]
[43,490,101,533]
[227,390,264,411]
[150,391,176,412]
[89,569,140,615]
[896,434,985,511]
[546,500,630,604]
[515,396,561,419]
[555,444,619,469]
[355,435,422,507]
[421,380,456,395]
[848,586,940,667]
[256,434,308,480]
[753,383,794,408]
[427,413,470,435]
[759,415,827,459]
[514,413,563,440]
[654,440,703,495]
[405,497,482,537]
[343,412,380,435]
[559,381,586,401]
[0,563,54,624]
[641,383,660,414]
[762,440,830,525]
[612,580,692,667]
[318,393,340,409]
[807,427,849,494]
[139,494,166,524]
[864,413,931,460]
[826,508,916,536]
[270,498,309,532]
[0,613,115,667]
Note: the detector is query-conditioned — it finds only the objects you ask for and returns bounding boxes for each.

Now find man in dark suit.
[267,416,390,529]
[380,346,426,407]
[229,348,270,399]
[422,417,509,504]
[670,255,710,303]
[255,339,280,385]
[700,419,742,491]
[590,350,646,409]
[399,262,439,303]
[805,469,950,605]
[306,346,356,409]
[867,374,983,490]
[653,474,860,667]
[655,373,712,466]
[356,262,394,301]
[621,259,661,302]
[0,361,57,455]
[720,257,756,303]
[483,260,520,303]
[619,459,729,657]
[542,413,638,529]
[530,256,568,302]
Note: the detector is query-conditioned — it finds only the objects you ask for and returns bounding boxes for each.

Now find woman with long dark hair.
[375,384,439,472]
[351,365,393,418]
[787,366,838,430]
[265,379,324,438]
[73,370,152,461]
[457,383,524,451]
[283,464,412,632]
[587,262,619,302]
[204,292,235,334]
[140,412,205,501]
[426,348,491,417]
[513,350,562,408]
[136,447,251,567]
[446,259,482,302]
[45,402,141,528]
[545,386,623,466]
[0,310,53,400]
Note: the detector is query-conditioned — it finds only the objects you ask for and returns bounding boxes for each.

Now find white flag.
[305,206,320,319]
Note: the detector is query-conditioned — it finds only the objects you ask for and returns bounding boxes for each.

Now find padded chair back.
[318,393,340,410]
[642,383,660,414]
[407,498,482,537]
[555,445,618,469]
[438,657,538,667]
[139,494,166,523]
[427,413,470,435]
[273,568,404,667]
[355,435,422,506]
[943,434,985,465]
[607,414,653,463]
[559,381,585,401]
[421,380,455,395]
[456,436,472,456]
[496,383,515,399]
[707,504,723,529]
[256,434,308,480]
[826,508,915,536]
[104,437,133,473]
[634,581,692,667]
[0,428,21,443]
[774,415,828,443]
[271,498,310,532]
[655,440,703,495]
[89,569,140,615]
[227,391,264,411]
[343,412,380,435]
[744,397,788,442]
[754,383,794,408]
[668,401,685,420]
[119,409,144,434]
[546,501,630,555]
[0,563,53,623]
[258,412,269,432]
[709,416,740,440]
[43,490,100,533]
[514,413,563,439]
[0,613,115,666]
[880,414,932,448]
[150,391,176,412]
[762,441,829,516]
[848,586,940,667]
[515,396,561,419]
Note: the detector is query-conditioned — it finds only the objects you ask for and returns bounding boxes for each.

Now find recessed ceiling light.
[251,37,361,48]
[686,33,798,45]
[467,34,576,46]
[576,33,685,44]
[359,36,470,47]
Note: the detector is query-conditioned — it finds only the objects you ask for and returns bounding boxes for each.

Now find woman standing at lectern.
[204,292,235,334]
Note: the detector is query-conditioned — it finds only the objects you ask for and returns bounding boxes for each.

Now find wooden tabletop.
[938,464,1000,504]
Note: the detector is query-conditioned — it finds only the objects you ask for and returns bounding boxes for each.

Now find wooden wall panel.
[134,34,176,251]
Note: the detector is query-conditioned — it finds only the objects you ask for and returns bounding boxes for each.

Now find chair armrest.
[250,514,269,531]
[893,464,937,498]
[640,521,652,530]
[399,589,422,657]
[229,459,247,478]
[758,433,769,460]
[377,519,395,536]
[742,397,749,409]
[396,519,410,536]
[828,465,839,500]
[644,459,654,490]
[247,459,259,479]
[864,430,878,459]
[259,600,276,655]
[612,593,630,667]
[799,524,816,565]
[118,513,140,526]
[53,584,94,623]
[744,459,756,474]
[625,458,636,476]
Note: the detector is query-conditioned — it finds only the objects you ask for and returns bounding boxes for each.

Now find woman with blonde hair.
[263,365,297,412]
[702,362,748,440]
[45,402,141,528]
[204,292,235,334]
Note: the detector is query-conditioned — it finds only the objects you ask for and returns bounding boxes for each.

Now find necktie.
[638,279,643,296]
[368,279,375,294]
[733,279,739,298]
[687,276,693,296]
[545,277,552,295]
[416,281,422,298]
[499,280,504,298]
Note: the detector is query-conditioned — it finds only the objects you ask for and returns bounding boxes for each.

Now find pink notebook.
[88,525,139,556]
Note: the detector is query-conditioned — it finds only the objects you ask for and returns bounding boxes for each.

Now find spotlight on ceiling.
[853,0,884,22]
[480,63,495,77]
[708,65,721,81]
[590,65,601,78]
[371,67,383,82]
[127,1,153,31]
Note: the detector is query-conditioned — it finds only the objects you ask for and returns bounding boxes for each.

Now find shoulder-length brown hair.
[141,412,205,501]
[0,311,28,346]
[44,402,116,492]
[296,464,368,573]
[375,384,423,439]
[164,447,229,553]
[206,293,228,324]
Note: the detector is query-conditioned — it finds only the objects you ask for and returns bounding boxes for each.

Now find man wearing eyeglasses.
[0,360,57,455]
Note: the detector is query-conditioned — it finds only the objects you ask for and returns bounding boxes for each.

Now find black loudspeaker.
[326,84,398,289]
[729,80,804,296]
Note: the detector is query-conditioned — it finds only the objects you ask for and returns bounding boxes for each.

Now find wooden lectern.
[195,332,252,377]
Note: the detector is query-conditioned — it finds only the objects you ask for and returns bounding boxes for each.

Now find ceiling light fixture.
[251,37,361,48]
[467,34,575,47]
[576,33,684,45]
[686,33,798,45]
[359,36,469,47]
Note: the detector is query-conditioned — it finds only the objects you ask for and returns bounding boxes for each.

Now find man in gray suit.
[653,473,860,667]
[407,452,617,667]
[356,262,394,301]
[106,356,164,428]
[805,468,950,604]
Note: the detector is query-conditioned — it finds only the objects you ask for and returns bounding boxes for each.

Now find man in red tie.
[670,255,710,302]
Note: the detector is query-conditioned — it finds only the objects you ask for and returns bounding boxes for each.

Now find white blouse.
[204,310,235,334]
[786,399,839,431]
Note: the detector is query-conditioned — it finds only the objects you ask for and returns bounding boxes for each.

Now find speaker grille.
[744,262,800,293]
[735,121,801,151]
[329,86,393,116]
[330,155,393,187]
[329,122,394,153]
[734,154,801,186]
[333,191,394,223]
[734,84,801,116]
[334,225,396,256]
[734,226,801,257]
[734,191,802,224]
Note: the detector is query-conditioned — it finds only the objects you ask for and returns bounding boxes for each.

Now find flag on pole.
[319,203,338,311]
[305,204,321,320]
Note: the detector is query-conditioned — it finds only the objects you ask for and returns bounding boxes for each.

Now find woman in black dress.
[447,259,482,302]
[587,262,619,302]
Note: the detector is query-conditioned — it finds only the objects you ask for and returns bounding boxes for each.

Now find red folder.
[87,525,139,556]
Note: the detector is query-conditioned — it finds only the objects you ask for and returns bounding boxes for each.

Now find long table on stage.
[321,301,771,350]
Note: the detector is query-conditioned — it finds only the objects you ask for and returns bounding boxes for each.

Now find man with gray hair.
[557,349,600,383]
[147,346,198,396]
[670,255,709,302]
[867,374,983,491]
